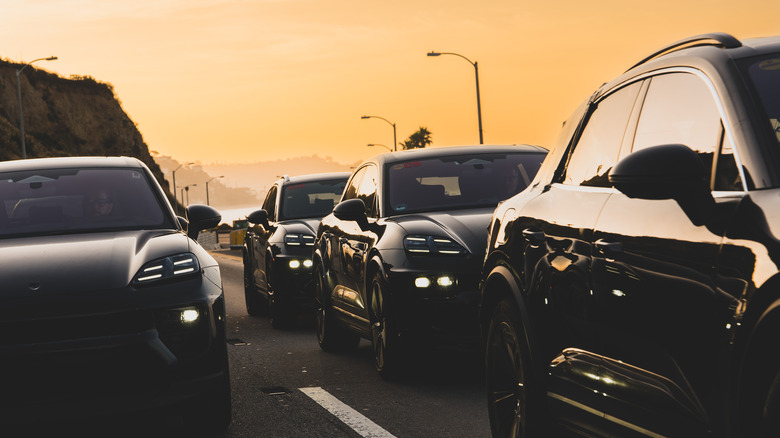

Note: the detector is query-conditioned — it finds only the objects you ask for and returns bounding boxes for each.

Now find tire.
[244,259,268,316]
[314,266,359,352]
[760,369,780,437]
[187,356,232,433]
[369,271,407,380]
[270,295,294,329]
[485,297,547,437]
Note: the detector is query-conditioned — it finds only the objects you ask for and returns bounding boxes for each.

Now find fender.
[481,262,545,378]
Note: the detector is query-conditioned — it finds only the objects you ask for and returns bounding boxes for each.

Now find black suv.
[480,33,780,437]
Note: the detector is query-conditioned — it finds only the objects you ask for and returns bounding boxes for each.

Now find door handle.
[595,239,623,257]
[522,229,546,246]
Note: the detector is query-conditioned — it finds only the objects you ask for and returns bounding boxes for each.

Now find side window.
[343,167,367,201]
[563,81,642,187]
[633,72,742,191]
[262,185,278,221]
[356,165,378,218]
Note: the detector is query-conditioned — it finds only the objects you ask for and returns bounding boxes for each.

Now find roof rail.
[626,32,742,72]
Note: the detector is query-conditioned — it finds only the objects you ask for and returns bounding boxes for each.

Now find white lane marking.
[300,386,396,438]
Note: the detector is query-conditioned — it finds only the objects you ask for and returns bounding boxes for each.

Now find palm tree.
[400,127,432,150]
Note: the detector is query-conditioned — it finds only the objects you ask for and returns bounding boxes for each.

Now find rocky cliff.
[0,58,171,199]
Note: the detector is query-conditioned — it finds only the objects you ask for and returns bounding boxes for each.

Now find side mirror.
[333,198,369,229]
[609,144,709,200]
[247,209,270,227]
[186,204,221,240]
[609,143,715,226]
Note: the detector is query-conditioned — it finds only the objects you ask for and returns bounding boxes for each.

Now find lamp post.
[361,115,397,151]
[16,56,58,159]
[367,143,392,152]
[427,51,483,144]
[171,162,194,215]
[205,176,224,206]
[184,184,198,206]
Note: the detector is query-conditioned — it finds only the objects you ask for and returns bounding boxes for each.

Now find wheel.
[314,266,359,352]
[185,353,232,433]
[369,271,407,380]
[244,258,268,316]
[485,297,546,437]
[270,295,294,329]
[760,369,780,436]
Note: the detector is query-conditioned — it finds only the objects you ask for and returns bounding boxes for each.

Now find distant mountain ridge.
[202,155,355,201]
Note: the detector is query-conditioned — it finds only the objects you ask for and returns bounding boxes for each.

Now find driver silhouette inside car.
[84,188,115,217]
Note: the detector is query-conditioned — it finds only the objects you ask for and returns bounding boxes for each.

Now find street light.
[427,51,483,144]
[367,143,392,152]
[361,115,397,151]
[205,176,224,206]
[172,162,194,215]
[183,184,198,206]
[16,56,58,159]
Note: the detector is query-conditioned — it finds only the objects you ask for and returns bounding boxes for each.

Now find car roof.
[364,144,548,168]
[595,33,780,100]
[279,171,352,186]
[0,156,145,172]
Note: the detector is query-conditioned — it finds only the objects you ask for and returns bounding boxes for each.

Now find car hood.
[0,230,194,296]
[279,217,321,235]
[388,207,494,255]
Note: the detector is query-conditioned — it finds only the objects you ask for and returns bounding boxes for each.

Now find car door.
[338,164,379,325]
[251,184,278,294]
[509,81,645,430]
[589,71,746,436]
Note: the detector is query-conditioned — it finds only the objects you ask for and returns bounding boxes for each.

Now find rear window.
[386,151,546,215]
[0,167,173,238]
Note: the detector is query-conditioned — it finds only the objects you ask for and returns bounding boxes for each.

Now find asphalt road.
[210,249,491,438]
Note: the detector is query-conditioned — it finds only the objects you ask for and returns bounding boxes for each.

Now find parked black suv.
[480,33,780,437]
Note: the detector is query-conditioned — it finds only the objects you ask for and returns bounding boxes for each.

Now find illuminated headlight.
[181,308,199,323]
[289,259,313,269]
[437,276,454,287]
[132,253,200,286]
[415,277,432,288]
[404,235,467,255]
[285,233,315,247]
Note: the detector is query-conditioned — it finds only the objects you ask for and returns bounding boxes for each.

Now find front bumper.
[386,264,482,348]
[0,275,228,424]
[270,253,317,309]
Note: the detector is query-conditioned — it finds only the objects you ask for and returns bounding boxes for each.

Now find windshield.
[740,54,780,148]
[280,179,347,220]
[0,167,173,238]
[386,151,546,215]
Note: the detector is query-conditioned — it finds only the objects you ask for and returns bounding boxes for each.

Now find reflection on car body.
[243,172,349,328]
[312,145,547,379]
[0,157,230,431]
[480,33,780,437]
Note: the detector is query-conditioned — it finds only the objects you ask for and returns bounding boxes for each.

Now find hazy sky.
[2,0,777,165]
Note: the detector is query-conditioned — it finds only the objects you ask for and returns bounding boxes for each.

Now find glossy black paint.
[314,145,547,375]
[243,172,349,324]
[480,34,780,437]
[0,156,229,429]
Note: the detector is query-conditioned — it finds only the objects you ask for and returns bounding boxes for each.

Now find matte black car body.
[243,172,349,327]
[0,157,229,430]
[480,33,780,437]
[313,145,547,378]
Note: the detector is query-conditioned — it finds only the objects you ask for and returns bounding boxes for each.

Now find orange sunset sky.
[1,0,778,166]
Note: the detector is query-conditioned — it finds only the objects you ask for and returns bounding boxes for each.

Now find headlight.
[132,252,200,286]
[284,233,315,247]
[403,235,467,255]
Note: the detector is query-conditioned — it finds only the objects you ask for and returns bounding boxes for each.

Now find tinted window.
[386,152,546,215]
[740,55,780,149]
[0,167,171,238]
[342,167,367,202]
[355,165,378,218]
[634,72,741,190]
[563,82,642,187]
[280,179,348,220]
[262,185,278,221]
